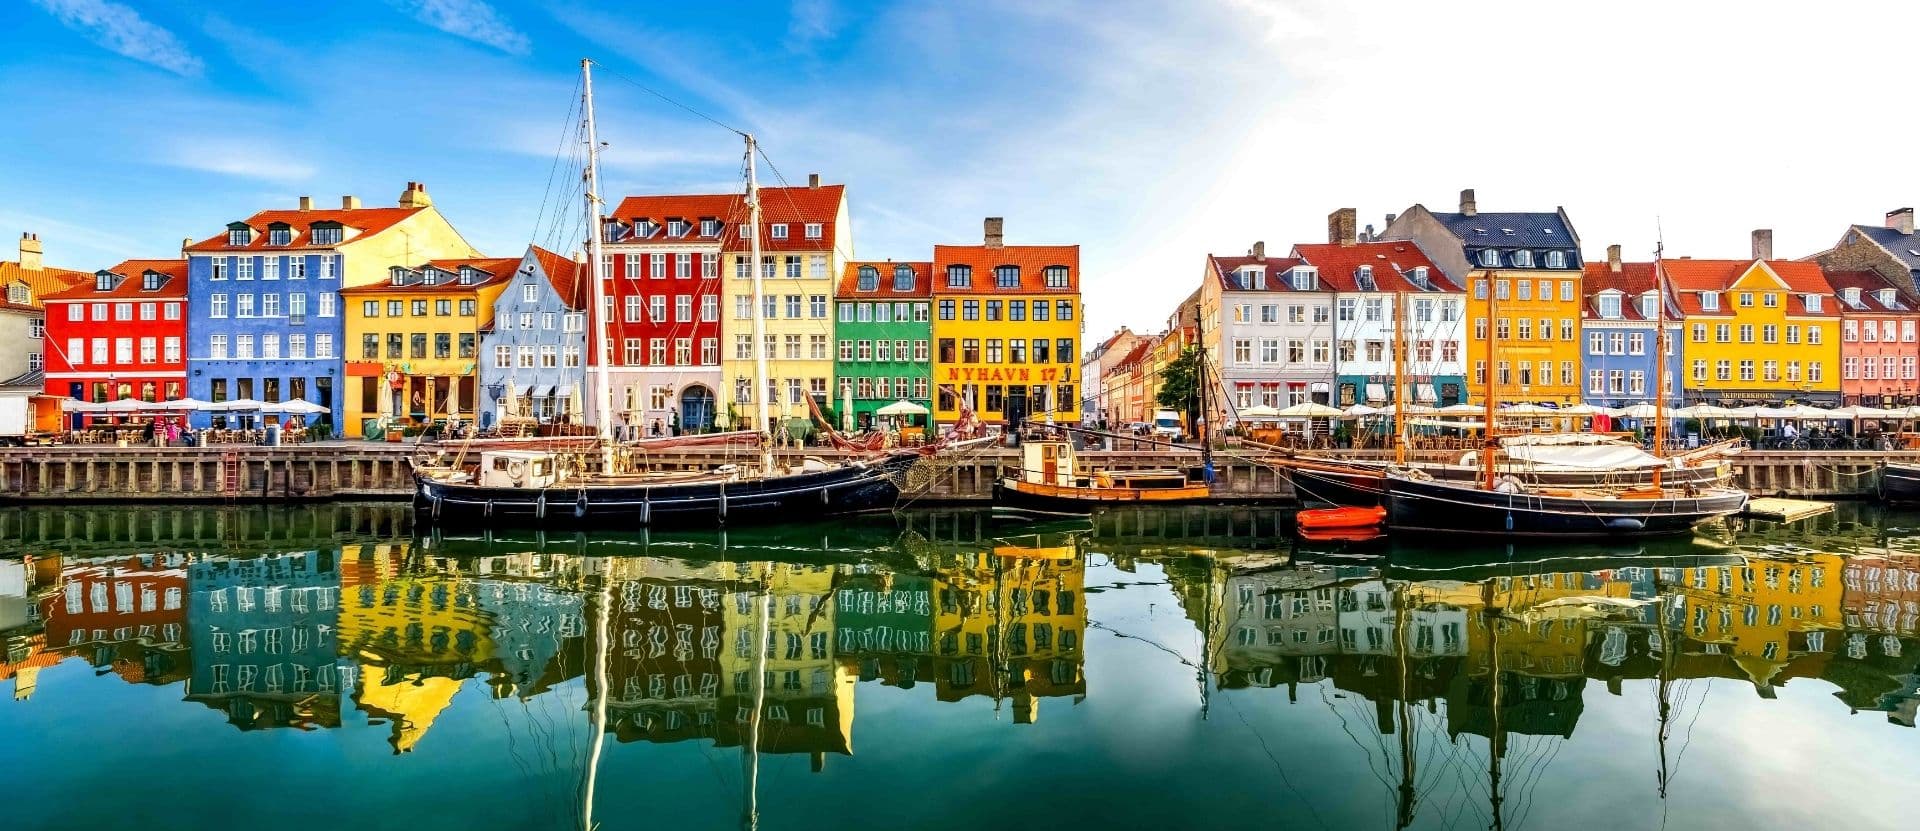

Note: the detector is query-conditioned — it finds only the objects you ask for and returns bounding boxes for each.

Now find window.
[805,222,823,239]
[770,223,788,239]
[1044,265,1070,288]
[495,345,510,368]
[1701,292,1719,311]
[1545,250,1567,269]
[1598,294,1620,318]
[995,265,1021,288]
[947,265,973,288]
[1478,249,1500,267]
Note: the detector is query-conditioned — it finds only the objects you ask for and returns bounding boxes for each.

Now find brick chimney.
[298,196,313,211]
[808,173,821,189]
[398,181,432,208]
[1889,207,1915,236]
[1751,228,1773,261]
[984,217,1004,248]
[342,195,361,210]
[1607,244,1621,273]
[1328,207,1358,246]
[1251,241,1266,261]
[17,232,41,271]
[1459,188,1477,217]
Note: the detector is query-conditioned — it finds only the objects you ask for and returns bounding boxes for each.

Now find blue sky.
[7,0,1920,338]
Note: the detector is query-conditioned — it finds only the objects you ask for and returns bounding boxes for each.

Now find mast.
[1651,240,1671,487]
[1481,273,1500,490]
[1394,291,1409,466]
[581,59,615,461]
[744,135,774,476]
[1194,300,1213,480]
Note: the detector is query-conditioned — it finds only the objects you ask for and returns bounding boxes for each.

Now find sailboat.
[1379,253,1748,538]
[415,60,919,527]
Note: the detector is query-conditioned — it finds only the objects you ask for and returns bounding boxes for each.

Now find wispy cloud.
[391,0,530,55]
[158,138,316,184]
[788,0,836,47]
[30,0,203,76]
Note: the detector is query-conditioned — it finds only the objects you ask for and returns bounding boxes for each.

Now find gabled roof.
[0,261,90,306]
[1581,262,1675,322]
[339,256,522,295]
[1291,241,1459,292]
[1823,269,1916,313]
[530,246,588,311]
[1851,225,1920,273]
[1432,211,1577,250]
[42,259,190,301]
[1205,255,1308,293]
[837,261,932,298]
[932,245,1079,294]
[1661,259,1838,317]
[1111,339,1156,373]
[609,185,846,252]
[185,207,425,252]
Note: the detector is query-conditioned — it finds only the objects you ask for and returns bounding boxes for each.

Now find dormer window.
[1408,266,1429,288]
[667,220,687,237]
[639,220,661,238]
[1545,251,1567,269]
[1290,267,1318,291]
[459,266,479,286]
[1842,287,1863,307]
[1638,292,1658,318]
[857,265,879,291]
[1598,294,1621,318]
[142,272,164,291]
[310,223,342,246]
[947,265,972,288]
[7,284,25,305]
[1805,294,1823,313]
[994,265,1021,288]
[1044,265,1070,289]
[227,225,252,247]
[1236,268,1263,291]
[1354,265,1376,291]
[95,272,116,291]
[770,223,789,240]
[1878,288,1898,307]
[700,219,720,237]
[1700,291,1720,311]
[267,224,292,246]
[1477,249,1501,268]
[805,223,823,239]
[893,264,915,292]
[390,267,411,287]
[1512,250,1534,268]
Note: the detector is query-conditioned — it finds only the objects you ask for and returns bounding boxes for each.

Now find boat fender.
[431,493,442,520]
[718,482,727,522]
[536,492,546,520]
[1603,517,1645,532]
[575,490,588,519]
[641,491,651,525]
[483,500,493,519]
[821,480,831,505]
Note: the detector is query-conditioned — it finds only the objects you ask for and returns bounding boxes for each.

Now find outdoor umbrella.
[1238,404,1282,418]
[1274,402,1346,418]
[875,399,929,417]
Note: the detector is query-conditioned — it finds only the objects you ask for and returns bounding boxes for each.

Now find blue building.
[186,550,346,731]
[476,245,587,430]
[1581,248,1682,410]
[182,185,476,430]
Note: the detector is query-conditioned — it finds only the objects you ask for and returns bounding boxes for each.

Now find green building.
[834,261,933,432]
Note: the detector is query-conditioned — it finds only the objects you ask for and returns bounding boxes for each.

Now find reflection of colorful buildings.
[601,559,733,745]
[41,554,192,687]
[1838,555,1920,725]
[719,563,854,761]
[187,551,346,730]
[929,540,1087,722]
[338,543,498,753]
[2,556,63,700]
[1670,555,1845,694]
[837,570,934,689]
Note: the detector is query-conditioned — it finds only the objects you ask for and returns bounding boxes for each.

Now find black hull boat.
[1287,459,1731,507]
[415,453,918,528]
[1383,473,1748,539]
[1882,463,1920,504]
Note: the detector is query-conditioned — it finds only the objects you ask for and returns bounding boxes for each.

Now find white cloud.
[159,138,316,183]
[30,0,203,76]
[392,0,530,55]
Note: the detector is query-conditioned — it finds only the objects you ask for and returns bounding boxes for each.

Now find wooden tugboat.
[993,439,1211,514]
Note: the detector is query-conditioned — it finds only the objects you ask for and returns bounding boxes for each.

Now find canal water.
[3,503,1917,830]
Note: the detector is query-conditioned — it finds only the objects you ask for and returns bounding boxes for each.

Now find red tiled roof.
[184,207,426,252]
[1823,269,1917,313]
[1206,255,1306,292]
[42,259,190,301]
[1112,339,1156,372]
[610,185,846,253]
[836,261,932,298]
[530,245,587,310]
[932,245,1079,294]
[1291,241,1458,292]
[0,261,91,306]
[1581,262,1670,321]
[338,256,522,295]
[1662,259,1838,317]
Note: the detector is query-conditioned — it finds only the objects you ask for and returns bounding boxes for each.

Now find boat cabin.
[1017,440,1197,489]
[479,449,567,489]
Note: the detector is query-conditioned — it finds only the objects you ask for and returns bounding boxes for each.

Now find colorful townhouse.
[0,232,90,385]
[1142,292,1198,421]
[1666,233,1840,406]
[477,246,587,430]
[1827,270,1920,407]
[714,178,848,435]
[338,255,517,437]
[1383,190,1585,405]
[601,195,729,436]
[1102,337,1154,427]
[931,218,1081,426]
[718,563,854,757]
[833,261,932,431]
[1299,209,1465,407]
[182,184,478,429]
[186,551,347,731]
[41,259,189,415]
[1198,243,1325,423]
[1080,326,1147,427]
[1580,245,1682,407]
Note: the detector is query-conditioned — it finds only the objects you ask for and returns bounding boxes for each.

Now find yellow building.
[717,182,849,434]
[1671,554,1844,690]
[718,562,855,758]
[932,219,1082,426]
[338,256,517,437]
[929,536,1086,721]
[1382,190,1584,404]
[1666,255,1841,405]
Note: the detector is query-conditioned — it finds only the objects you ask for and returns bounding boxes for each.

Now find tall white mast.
[582,59,615,455]
[745,134,774,475]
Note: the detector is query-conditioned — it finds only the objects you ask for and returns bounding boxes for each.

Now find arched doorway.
[680,385,715,431]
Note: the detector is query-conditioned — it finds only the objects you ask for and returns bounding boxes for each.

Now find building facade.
[1827,270,1920,406]
[1383,190,1585,405]
[1198,245,1326,425]
[338,256,516,437]
[0,233,90,385]
[931,219,1081,426]
[477,246,586,430]
[1081,326,1146,427]
[1580,247,1682,408]
[1297,213,1464,407]
[1667,244,1840,405]
[182,184,478,429]
[834,261,932,431]
[186,551,347,730]
[40,259,189,417]
[602,195,730,435]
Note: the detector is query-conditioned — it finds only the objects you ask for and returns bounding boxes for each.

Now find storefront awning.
[1365,383,1387,402]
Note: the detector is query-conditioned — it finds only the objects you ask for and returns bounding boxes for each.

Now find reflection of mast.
[1394,582,1417,829]
[742,567,771,831]
[582,570,611,831]
[1199,556,1216,720]
[1482,581,1505,831]
[1654,586,1674,799]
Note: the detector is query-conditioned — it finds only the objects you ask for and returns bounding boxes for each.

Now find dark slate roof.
[1853,225,1920,271]
[1431,211,1583,271]
[0,368,44,388]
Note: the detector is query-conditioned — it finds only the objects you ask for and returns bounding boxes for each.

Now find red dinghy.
[1297,505,1386,532]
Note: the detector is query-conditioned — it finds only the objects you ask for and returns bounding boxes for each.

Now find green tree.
[1156,348,1200,434]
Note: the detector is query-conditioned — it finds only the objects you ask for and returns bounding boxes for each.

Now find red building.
[599,195,729,434]
[1828,269,1920,406]
[41,259,190,414]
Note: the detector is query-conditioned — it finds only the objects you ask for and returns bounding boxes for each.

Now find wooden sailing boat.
[415,60,919,527]
[1379,257,1748,538]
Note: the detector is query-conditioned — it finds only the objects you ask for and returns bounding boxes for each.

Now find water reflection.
[3,503,1919,829]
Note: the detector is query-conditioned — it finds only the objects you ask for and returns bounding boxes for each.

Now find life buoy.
[507,460,528,479]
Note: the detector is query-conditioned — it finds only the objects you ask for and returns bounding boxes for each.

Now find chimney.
[297,196,313,211]
[1384,212,1397,227]
[180,237,191,256]
[398,181,432,208]
[1606,244,1622,273]
[984,217,1004,248]
[342,195,361,210]
[1362,223,1375,242]
[1459,188,1477,217]
[1251,241,1266,261]
[1751,228,1773,261]
[808,173,821,189]
[1328,208,1358,246]
[17,232,42,271]
[1889,207,1915,236]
